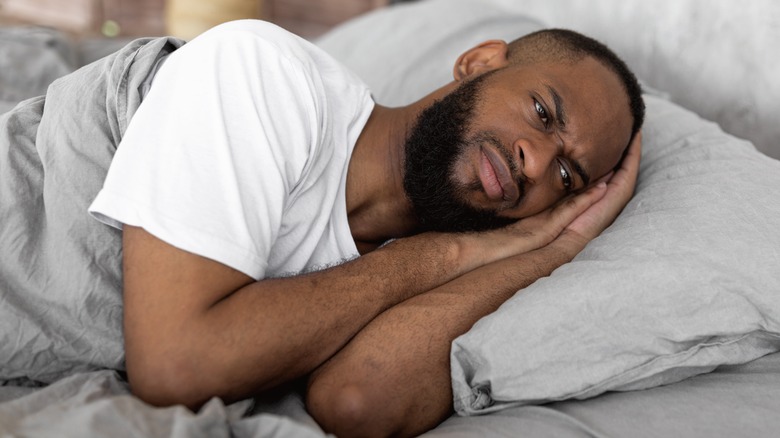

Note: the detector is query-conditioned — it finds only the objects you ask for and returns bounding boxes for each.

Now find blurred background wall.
[0,0,411,40]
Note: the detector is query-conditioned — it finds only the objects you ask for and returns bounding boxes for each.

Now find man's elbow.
[307,379,410,438]
[308,382,380,437]
[125,349,209,410]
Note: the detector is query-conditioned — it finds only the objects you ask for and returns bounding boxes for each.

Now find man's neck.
[345,84,458,251]
[345,104,415,251]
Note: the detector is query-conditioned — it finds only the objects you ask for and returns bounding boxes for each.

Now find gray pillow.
[316,0,543,107]
[451,93,780,414]
[317,0,780,416]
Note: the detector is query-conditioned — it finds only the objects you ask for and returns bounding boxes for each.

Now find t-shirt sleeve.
[89,22,323,280]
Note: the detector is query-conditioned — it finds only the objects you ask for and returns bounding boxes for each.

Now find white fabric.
[90,20,373,279]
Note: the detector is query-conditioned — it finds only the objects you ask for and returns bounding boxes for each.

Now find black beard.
[403,73,518,233]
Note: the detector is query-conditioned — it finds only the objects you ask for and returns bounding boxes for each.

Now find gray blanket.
[0,371,326,437]
[0,36,182,384]
[0,27,75,114]
[0,36,331,437]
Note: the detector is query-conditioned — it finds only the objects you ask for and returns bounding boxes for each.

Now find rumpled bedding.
[0,371,329,437]
[0,36,183,385]
[0,27,77,114]
[0,27,130,114]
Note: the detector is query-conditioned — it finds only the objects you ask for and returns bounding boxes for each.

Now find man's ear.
[453,40,509,81]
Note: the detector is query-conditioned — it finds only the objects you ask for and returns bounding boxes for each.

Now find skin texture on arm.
[306,133,642,438]
[121,175,608,409]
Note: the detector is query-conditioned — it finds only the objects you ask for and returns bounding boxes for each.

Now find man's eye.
[558,159,573,192]
[534,100,549,127]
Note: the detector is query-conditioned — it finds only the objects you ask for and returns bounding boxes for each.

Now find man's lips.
[478,145,520,204]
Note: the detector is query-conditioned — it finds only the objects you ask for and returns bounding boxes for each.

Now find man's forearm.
[306,240,580,438]
[123,226,520,409]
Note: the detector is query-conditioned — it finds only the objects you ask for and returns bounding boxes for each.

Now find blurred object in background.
[167,0,397,41]
[0,0,409,41]
[166,0,261,40]
[0,0,165,37]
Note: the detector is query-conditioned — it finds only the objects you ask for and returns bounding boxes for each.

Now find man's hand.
[456,175,610,269]
[557,131,642,252]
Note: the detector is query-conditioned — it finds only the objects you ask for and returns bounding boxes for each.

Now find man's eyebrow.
[546,85,567,129]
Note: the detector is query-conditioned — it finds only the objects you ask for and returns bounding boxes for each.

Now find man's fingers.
[554,181,608,220]
[615,131,642,176]
[607,131,642,193]
[523,182,608,241]
[595,171,614,185]
[564,131,643,240]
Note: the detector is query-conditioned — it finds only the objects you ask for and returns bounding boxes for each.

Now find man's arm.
[305,241,582,437]
[122,180,608,409]
[305,133,642,438]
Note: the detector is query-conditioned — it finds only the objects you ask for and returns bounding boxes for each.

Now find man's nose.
[515,137,557,185]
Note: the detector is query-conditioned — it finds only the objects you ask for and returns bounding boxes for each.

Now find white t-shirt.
[89,20,374,280]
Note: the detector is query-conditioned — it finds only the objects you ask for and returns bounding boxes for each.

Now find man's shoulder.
[202,20,296,42]
[190,19,316,66]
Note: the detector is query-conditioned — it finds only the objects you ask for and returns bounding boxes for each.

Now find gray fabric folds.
[0,36,184,384]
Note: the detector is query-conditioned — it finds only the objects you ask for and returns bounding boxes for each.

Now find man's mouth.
[478,145,520,204]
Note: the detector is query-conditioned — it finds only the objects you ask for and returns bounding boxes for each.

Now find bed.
[1,0,779,436]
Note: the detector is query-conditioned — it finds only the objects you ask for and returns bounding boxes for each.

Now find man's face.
[403,56,633,232]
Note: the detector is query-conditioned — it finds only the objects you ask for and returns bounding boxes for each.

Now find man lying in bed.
[16,20,643,437]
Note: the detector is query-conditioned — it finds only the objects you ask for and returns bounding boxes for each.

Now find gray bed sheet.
[1,351,779,437]
[430,350,780,437]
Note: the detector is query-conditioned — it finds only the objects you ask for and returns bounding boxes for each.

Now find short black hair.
[507,29,645,141]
